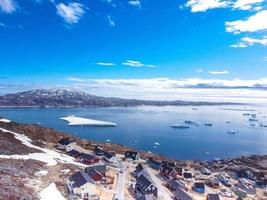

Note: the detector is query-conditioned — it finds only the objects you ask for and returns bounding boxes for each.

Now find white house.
[67,171,98,200]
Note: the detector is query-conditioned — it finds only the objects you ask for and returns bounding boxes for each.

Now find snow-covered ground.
[0,128,86,167]
[0,118,11,123]
[40,183,66,200]
[61,115,117,126]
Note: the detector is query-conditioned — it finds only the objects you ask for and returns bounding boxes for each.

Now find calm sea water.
[0,105,267,160]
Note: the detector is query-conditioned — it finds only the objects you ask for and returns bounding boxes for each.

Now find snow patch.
[60,169,71,174]
[0,118,11,123]
[40,183,66,200]
[0,128,86,167]
[35,170,48,177]
[61,115,117,126]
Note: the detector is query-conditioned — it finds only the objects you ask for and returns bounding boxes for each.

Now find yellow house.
[67,171,98,200]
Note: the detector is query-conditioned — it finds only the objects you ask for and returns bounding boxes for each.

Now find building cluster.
[56,138,267,200]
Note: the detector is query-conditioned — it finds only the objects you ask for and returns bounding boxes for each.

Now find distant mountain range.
[0,89,239,107]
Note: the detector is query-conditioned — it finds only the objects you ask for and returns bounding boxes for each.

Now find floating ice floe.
[0,128,86,167]
[60,115,117,127]
[0,118,11,123]
[40,183,66,200]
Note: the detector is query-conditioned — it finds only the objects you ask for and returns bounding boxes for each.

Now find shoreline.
[0,119,266,163]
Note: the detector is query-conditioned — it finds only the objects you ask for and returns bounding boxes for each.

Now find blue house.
[193,182,205,194]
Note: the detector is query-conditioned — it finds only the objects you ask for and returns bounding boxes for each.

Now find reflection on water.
[0,105,267,160]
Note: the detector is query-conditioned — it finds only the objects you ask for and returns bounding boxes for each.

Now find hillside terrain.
[0,89,240,107]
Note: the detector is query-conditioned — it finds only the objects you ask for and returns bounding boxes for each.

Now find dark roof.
[69,171,95,188]
[136,194,154,200]
[207,194,220,200]
[87,168,103,178]
[135,164,144,174]
[58,138,71,145]
[103,151,114,159]
[148,158,161,167]
[161,161,176,169]
[175,189,193,200]
[194,182,205,189]
[168,180,187,190]
[183,172,193,179]
[81,153,96,160]
[67,149,81,157]
[125,151,139,159]
[85,164,106,174]
[136,175,154,191]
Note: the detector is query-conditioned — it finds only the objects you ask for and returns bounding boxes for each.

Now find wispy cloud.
[185,0,230,12]
[208,70,229,75]
[226,10,267,34]
[56,2,85,24]
[122,60,157,68]
[106,15,115,27]
[129,0,141,7]
[96,62,115,66]
[66,77,86,82]
[0,0,16,13]
[232,0,265,10]
[231,36,267,48]
[185,0,264,12]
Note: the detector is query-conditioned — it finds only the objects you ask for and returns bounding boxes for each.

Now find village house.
[175,188,194,200]
[135,174,158,199]
[183,172,193,179]
[67,149,81,159]
[205,179,220,189]
[134,164,145,177]
[67,171,98,200]
[124,151,140,161]
[57,138,76,152]
[207,193,221,200]
[93,146,105,156]
[192,182,205,194]
[86,168,104,182]
[146,157,161,170]
[167,179,187,191]
[85,164,106,176]
[103,151,117,164]
[80,153,100,165]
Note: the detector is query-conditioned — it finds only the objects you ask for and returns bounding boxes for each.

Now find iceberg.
[61,115,117,127]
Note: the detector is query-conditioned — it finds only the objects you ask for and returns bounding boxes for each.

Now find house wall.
[72,183,97,198]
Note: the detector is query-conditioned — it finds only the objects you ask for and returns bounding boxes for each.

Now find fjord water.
[0,105,267,160]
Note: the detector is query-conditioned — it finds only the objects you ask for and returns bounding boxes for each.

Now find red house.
[87,168,104,182]
[80,153,99,165]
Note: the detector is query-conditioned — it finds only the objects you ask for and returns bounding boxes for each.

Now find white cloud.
[226,10,267,34]
[208,70,229,75]
[186,0,230,12]
[66,77,85,82]
[67,77,267,103]
[232,0,264,10]
[122,60,157,68]
[129,0,141,7]
[56,2,85,24]
[96,62,115,66]
[231,36,267,48]
[195,69,204,73]
[0,0,16,13]
[264,56,267,61]
[106,15,115,27]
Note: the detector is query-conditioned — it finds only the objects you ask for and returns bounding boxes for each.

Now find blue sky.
[0,0,267,102]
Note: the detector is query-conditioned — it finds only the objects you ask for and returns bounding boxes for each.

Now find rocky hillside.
[0,89,239,107]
